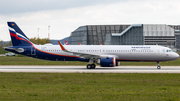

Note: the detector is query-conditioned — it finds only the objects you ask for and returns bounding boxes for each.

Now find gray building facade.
[169,25,180,49]
[70,24,180,49]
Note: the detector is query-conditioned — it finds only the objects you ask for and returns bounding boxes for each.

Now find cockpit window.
[166,50,173,52]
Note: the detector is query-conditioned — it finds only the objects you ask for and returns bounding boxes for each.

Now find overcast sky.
[0,0,180,41]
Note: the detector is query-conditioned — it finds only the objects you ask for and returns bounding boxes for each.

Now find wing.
[58,41,116,59]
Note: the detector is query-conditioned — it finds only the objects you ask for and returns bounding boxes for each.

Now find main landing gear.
[87,59,96,69]
[157,61,161,69]
[87,64,96,69]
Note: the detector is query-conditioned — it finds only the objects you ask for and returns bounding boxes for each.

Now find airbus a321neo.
[5,22,179,69]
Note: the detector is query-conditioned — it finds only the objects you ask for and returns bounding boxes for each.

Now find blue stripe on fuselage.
[5,46,88,62]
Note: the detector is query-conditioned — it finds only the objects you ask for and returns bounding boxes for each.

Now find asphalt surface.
[0,66,180,73]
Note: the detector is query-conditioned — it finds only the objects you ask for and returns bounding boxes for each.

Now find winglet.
[79,43,81,45]
[58,41,66,51]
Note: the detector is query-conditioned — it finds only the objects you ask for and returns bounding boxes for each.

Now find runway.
[0,66,180,73]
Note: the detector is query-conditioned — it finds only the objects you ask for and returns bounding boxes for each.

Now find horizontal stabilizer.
[4,47,24,53]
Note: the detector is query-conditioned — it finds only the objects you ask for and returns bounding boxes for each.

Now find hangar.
[70,24,180,49]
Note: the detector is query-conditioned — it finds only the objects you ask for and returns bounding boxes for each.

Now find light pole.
[37,28,40,38]
[48,26,50,39]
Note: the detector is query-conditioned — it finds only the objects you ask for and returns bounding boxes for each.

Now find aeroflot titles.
[131,47,151,48]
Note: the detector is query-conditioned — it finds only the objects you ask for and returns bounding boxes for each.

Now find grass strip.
[0,73,180,101]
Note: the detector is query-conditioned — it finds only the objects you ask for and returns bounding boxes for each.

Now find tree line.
[29,37,51,45]
[0,37,51,48]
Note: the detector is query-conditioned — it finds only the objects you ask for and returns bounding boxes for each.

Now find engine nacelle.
[97,57,116,67]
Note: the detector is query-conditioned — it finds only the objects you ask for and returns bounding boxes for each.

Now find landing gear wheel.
[157,61,161,69]
[157,66,161,69]
[87,64,92,69]
[91,64,96,69]
[86,64,96,69]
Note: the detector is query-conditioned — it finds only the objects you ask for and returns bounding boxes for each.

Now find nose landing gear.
[157,61,161,69]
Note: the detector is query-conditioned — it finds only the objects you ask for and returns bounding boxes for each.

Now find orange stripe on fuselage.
[10,33,79,58]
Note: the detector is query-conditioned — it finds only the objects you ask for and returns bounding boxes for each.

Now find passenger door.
[156,48,160,56]
[31,47,36,55]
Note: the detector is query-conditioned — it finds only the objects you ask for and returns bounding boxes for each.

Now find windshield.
[166,50,173,52]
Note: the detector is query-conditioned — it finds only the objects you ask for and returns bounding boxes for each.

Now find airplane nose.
[174,53,179,60]
[169,52,179,61]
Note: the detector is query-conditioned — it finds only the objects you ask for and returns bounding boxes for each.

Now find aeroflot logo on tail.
[12,24,14,26]
[9,27,30,42]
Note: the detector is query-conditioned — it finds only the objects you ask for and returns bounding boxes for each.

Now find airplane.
[4,22,179,69]
[65,40,69,45]
[65,40,81,45]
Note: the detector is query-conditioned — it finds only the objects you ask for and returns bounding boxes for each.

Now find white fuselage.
[34,44,179,62]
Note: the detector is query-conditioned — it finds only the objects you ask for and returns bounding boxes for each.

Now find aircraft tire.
[91,64,96,69]
[157,66,161,69]
[87,64,92,69]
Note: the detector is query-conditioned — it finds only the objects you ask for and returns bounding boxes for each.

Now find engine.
[97,57,116,67]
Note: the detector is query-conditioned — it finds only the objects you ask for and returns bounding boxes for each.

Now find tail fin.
[7,22,33,46]
[65,40,70,45]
